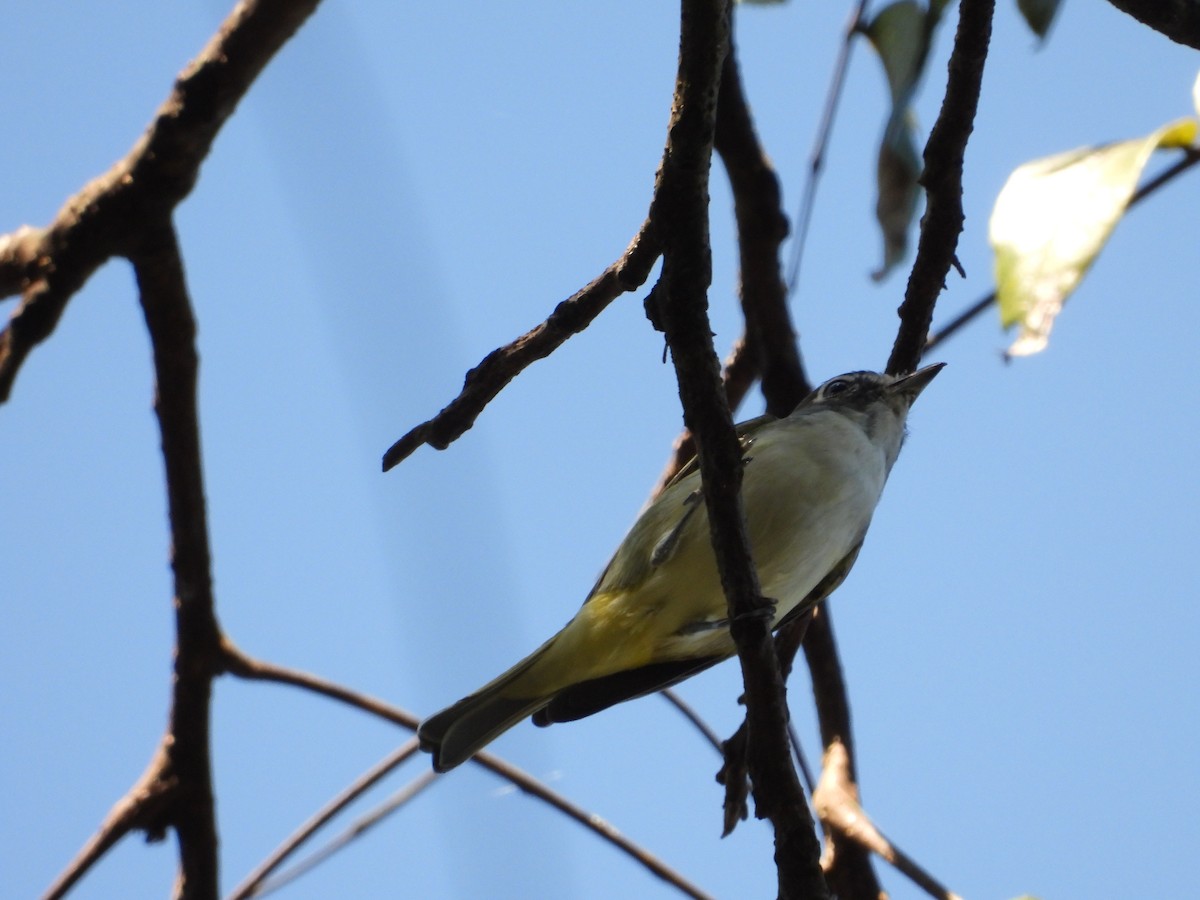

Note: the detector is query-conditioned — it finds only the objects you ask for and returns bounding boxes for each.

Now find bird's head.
[807,363,944,414]
[801,363,944,465]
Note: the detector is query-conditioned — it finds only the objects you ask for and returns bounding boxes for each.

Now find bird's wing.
[661,413,778,490]
[583,414,780,601]
[775,539,864,631]
[532,655,723,725]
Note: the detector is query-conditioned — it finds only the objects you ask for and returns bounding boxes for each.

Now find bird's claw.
[731,596,777,626]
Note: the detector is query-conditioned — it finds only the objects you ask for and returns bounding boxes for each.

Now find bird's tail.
[417,643,556,772]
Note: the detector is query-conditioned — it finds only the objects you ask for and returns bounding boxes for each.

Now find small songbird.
[418,364,943,771]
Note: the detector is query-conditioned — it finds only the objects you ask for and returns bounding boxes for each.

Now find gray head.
[804,364,944,414]
[795,363,944,466]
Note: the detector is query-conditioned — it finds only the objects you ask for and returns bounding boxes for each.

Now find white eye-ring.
[823,378,852,397]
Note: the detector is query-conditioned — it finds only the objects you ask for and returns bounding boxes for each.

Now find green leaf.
[1016,0,1063,39]
[864,0,937,279]
[989,117,1198,358]
[865,0,929,106]
[872,109,922,281]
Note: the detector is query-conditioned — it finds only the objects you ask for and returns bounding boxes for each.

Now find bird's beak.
[887,362,945,403]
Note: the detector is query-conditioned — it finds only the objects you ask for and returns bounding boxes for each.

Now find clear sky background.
[4,2,1199,899]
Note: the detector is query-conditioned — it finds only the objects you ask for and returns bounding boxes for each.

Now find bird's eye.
[823,378,852,397]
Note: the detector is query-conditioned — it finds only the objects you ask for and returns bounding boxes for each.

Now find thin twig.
[786,723,818,797]
[221,643,421,731]
[660,690,724,753]
[249,770,440,899]
[223,646,710,897]
[470,753,716,900]
[785,0,872,296]
[381,221,661,471]
[228,741,424,899]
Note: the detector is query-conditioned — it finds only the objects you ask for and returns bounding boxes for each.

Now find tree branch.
[1104,0,1200,48]
[43,744,177,900]
[651,19,811,498]
[381,223,661,470]
[223,646,713,899]
[887,0,994,376]
[245,770,441,899]
[227,741,424,900]
[714,22,809,416]
[0,0,322,403]
[647,1,827,897]
[130,222,224,899]
[221,643,422,731]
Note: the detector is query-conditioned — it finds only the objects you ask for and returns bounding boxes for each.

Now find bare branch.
[647,1,828,897]
[223,648,714,896]
[466,753,716,900]
[659,690,725,754]
[785,0,872,296]
[1104,0,1200,48]
[248,770,440,899]
[221,643,421,731]
[43,745,176,900]
[381,223,661,471]
[651,19,811,500]
[802,606,884,900]
[228,741,424,900]
[0,0,323,402]
[887,0,995,375]
[714,22,809,415]
[130,222,224,899]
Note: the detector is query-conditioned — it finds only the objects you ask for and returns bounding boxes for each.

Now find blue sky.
[3,2,1199,899]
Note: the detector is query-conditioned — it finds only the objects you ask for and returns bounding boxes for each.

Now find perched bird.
[418,364,942,772]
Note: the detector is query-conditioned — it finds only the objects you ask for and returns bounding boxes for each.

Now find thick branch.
[649,2,826,897]
[887,0,994,375]
[131,223,223,899]
[1105,0,1200,48]
[0,0,322,401]
[714,26,808,416]
[652,22,810,497]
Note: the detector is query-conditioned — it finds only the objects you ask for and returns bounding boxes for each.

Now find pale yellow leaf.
[989,117,1198,357]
